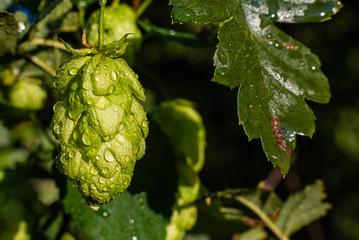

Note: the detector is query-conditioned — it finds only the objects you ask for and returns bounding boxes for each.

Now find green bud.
[51,51,148,207]
[86,3,142,65]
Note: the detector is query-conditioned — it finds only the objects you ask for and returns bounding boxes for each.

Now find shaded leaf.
[151,99,206,240]
[237,227,267,240]
[0,11,18,56]
[152,99,206,172]
[170,0,236,23]
[63,181,168,240]
[30,0,73,38]
[275,180,331,237]
[138,19,206,48]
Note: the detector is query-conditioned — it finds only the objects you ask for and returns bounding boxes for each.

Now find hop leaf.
[51,46,148,207]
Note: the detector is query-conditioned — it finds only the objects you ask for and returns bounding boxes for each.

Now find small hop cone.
[51,52,148,207]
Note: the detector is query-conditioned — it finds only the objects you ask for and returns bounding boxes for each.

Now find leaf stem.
[18,38,67,51]
[98,0,107,50]
[24,53,56,77]
[235,196,289,240]
[135,0,152,18]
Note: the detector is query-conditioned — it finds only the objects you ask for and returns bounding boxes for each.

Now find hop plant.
[51,34,148,208]
[86,3,142,65]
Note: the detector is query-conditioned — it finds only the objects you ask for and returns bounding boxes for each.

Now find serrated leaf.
[267,0,343,23]
[0,11,18,57]
[275,180,331,237]
[170,0,236,23]
[211,0,339,173]
[63,181,168,240]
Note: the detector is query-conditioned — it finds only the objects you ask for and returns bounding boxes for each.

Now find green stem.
[135,0,152,18]
[235,196,289,240]
[25,53,56,78]
[18,38,67,51]
[98,0,107,50]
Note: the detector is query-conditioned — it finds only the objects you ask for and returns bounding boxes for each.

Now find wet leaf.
[63,181,168,240]
[170,0,236,23]
[0,11,18,56]
[275,180,331,237]
[171,0,342,174]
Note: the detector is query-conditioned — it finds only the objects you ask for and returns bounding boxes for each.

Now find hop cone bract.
[51,52,148,207]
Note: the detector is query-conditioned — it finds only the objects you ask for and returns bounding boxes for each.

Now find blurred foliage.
[0,0,358,239]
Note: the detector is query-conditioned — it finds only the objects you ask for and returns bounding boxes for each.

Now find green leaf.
[238,227,267,240]
[152,99,206,172]
[30,0,73,38]
[0,11,18,57]
[275,180,331,237]
[170,0,236,23]
[213,1,338,173]
[137,19,206,48]
[267,0,343,23]
[170,0,342,174]
[151,99,206,240]
[63,181,168,240]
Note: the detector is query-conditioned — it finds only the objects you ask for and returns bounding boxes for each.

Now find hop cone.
[51,44,148,207]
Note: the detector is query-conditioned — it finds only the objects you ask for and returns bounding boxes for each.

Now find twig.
[18,38,67,51]
[132,0,141,11]
[235,196,289,240]
[135,0,152,18]
[25,53,56,77]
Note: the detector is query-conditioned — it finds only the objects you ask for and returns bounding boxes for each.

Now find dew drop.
[108,85,115,93]
[99,177,106,184]
[169,30,176,35]
[111,72,118,81]
[320,12,325,16]
[95,76,100,82]
[90,183,97,189]
[53,80,60,88]
[104,148,116,162]
[53,123,62,134]
[101,230,108,236]
[118,123,125,132]
[217,68,225,76]
[102,168,109,175]
[103,211,109,217]
[69,151,75,158]
[80,175,85,180]
[311,66,316,70]
[129,219,135,224]
[90,167,98,175]
[115,134,126,144]
[128,113,135,123]
[183,10,190,17]
[82,80,91,90]
[69,68,77,76]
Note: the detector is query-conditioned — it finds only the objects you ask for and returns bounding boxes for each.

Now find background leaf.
[63,181,168,240]
[169,0,236,23]
[0,11,18,56]
[275,180,331,237]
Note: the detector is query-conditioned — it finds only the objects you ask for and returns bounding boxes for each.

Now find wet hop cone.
[51,35,148,208]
